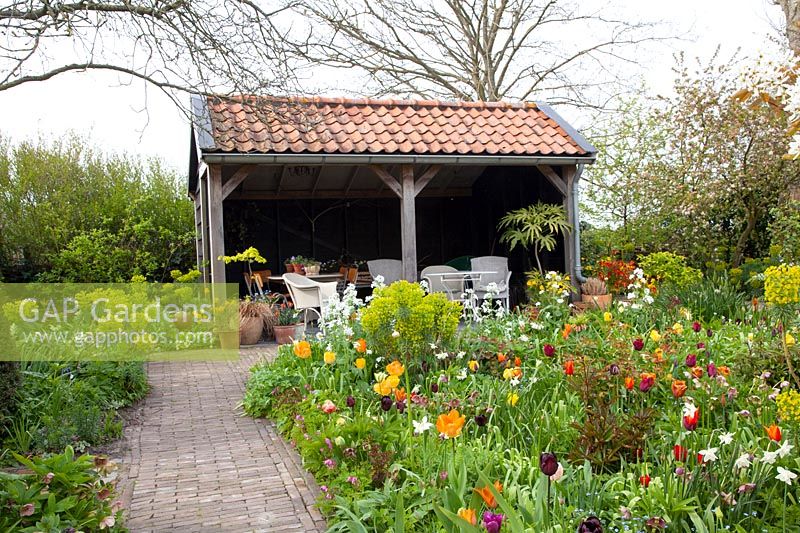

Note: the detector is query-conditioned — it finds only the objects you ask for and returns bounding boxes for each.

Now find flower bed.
[243,281,800,531]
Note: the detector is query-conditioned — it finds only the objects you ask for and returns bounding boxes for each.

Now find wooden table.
[421,270,498,300]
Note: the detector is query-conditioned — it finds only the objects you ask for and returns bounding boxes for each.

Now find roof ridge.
[208,94,539,110]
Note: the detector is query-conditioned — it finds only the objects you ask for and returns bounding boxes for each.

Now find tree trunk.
[731,208,757,268]
[776,0,800,54]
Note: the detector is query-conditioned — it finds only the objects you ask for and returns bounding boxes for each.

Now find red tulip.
[639,474,651,487]
[766,424,782,442]
[564,360,575,376]
[624,376,635,390]
[632,338,644,351]
[692,321,702,333]
[673,444,687,461]
[543,344,556,357]
[683,409,699,431]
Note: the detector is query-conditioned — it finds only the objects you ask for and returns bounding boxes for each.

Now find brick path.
[120,348,326,532]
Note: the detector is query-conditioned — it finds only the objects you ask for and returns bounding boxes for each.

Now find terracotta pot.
[291,263,303,274]
[274,323,305,345]
[581,293,613,310]
[218,330,238,350]
[239,315,263,345]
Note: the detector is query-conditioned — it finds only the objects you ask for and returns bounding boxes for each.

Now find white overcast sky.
[0,0,785,174]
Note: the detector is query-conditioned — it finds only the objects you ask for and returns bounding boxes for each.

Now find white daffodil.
[510,377,520,387]
[412,416,434,435]
[519,334,530,342]
[435,352,448,360]
[762,450,779,464]
[682,402,698,418]
[456,369,468,381]
[734,453,752,469]
[391,330,400,338]
[456,351,466,359]
[777,441,795,458]
[699,447,719,463]
[776,467,798,485]
[719,432,734,445]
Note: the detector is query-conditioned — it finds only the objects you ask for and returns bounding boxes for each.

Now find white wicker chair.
[283,273,338,323]
[367,259,403,285]
[420,265,465,301]
[470,256,512,310]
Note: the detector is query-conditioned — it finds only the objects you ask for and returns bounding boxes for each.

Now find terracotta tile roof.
[201,96,592,157]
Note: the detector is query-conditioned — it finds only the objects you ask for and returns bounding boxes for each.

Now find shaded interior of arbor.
[223,166,565,299]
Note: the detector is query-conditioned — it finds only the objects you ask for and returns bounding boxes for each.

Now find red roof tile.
[202,96,590,157]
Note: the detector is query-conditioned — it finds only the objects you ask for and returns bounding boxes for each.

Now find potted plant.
[305,259,321,276]
[239,299,266,345]
[580,277,612,309]
[498,202,571,275]
[273,304,305,344]
[214,300,240,350]
[291,255,305,274]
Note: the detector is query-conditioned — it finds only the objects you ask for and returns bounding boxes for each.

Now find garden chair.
[470,256,512,310]
[420,265,466,301]
[243,269,271,298]
[367,259,403,285]
[283,273,338,323]
[336,267,359,294]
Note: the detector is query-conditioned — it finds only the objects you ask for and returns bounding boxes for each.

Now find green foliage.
[4,362,147,454]
[0,362,20,426]
[0,134,194,282]
[360,281,461,358]
[0,446,125,532]
[498,202,571,273]
[770,200,800,263]
[655,275,748,324]
[242,357,302,418]
[638,252,702,288]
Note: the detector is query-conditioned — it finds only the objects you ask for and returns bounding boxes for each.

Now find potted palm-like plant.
[580,277,612,309]
[498,203,571,275]
[273,304,305,345]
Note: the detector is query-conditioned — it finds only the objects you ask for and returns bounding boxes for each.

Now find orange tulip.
[436,409,466,439]
[671,379,687,398]
[354,338,367,353]
[718,365,730,377]
[394,387,406,402]
[514,356,522,367]
[457,508,477,525]
[624,376,635,390]
[386,360,405,377]
[474,481,503,509]
[293,340,311,359]
[691,366,704,379]
[766,424,782,442]
[562,323,573,339]
[497,353,507,364]
[564,360,575,376]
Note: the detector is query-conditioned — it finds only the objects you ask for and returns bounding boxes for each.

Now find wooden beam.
[226,187,473,201]
[369,165,402,197]
[221,165,254,199]
[344,166,359,194]
[311,167,324,196]
[414,165,441,196]
[276,166,288,193]
[538,165,567,196]
[208,165,226,284]
[400,164,417,281]
[562,165,578,292]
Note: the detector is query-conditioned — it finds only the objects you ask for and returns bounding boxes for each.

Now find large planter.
[305,264,320,275]
[218,330,238,350]
[239,315,264,345]
[274,323,305,345]
[581,293,613,310]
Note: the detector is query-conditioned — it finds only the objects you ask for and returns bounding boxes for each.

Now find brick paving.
[120,347,326,532]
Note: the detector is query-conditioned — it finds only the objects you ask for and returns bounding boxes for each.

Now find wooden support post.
[208,164,226,284]
[400,165,417,281]
[221,165,254,199]
[562,165,578,292]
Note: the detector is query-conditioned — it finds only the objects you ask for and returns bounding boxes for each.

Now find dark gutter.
[536,103,597,155]
[199,152,596,166]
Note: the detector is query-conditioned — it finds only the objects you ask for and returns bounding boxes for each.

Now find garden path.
[119,348,326,532]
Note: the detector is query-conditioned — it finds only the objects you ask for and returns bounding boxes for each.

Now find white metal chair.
[470,256,512,310]
[283,273,338,323]
[367,259,403,285]
[421,265,465,301]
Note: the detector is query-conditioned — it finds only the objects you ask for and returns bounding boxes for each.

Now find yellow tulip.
[355,357,366,369]
[649,330,661,343]
[672,322,684,335]
[323,351,336,364]
[507,392,519,406]
[468,360,479,372]
[603,311,613,322]
[786,333,796,347]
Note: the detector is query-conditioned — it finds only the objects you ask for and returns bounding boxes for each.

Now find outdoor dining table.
[421,270,498,300]
[267,273,344,283]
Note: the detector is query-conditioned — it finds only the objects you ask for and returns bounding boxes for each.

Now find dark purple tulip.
[421,361,429,373]
[609,364,620,376]
[539,452,559,476]
[380,395,393,411]
[706,328,713,337]
[707,363,717,378]
[346,395,355,408]
[483,512,504,533]
[577,516,603,533]
[685,354,696,367]
[395,400,405,413]
[639,376,654,392]
[632,338,644,351]
[431,383,439,393]
[696,342,705,350]
[475,414,488,427]
[692,321,702,332]
[543,344,556,357]
[645,517,666,530]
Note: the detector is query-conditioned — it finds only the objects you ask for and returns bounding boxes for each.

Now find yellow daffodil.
[323,351,336,364]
